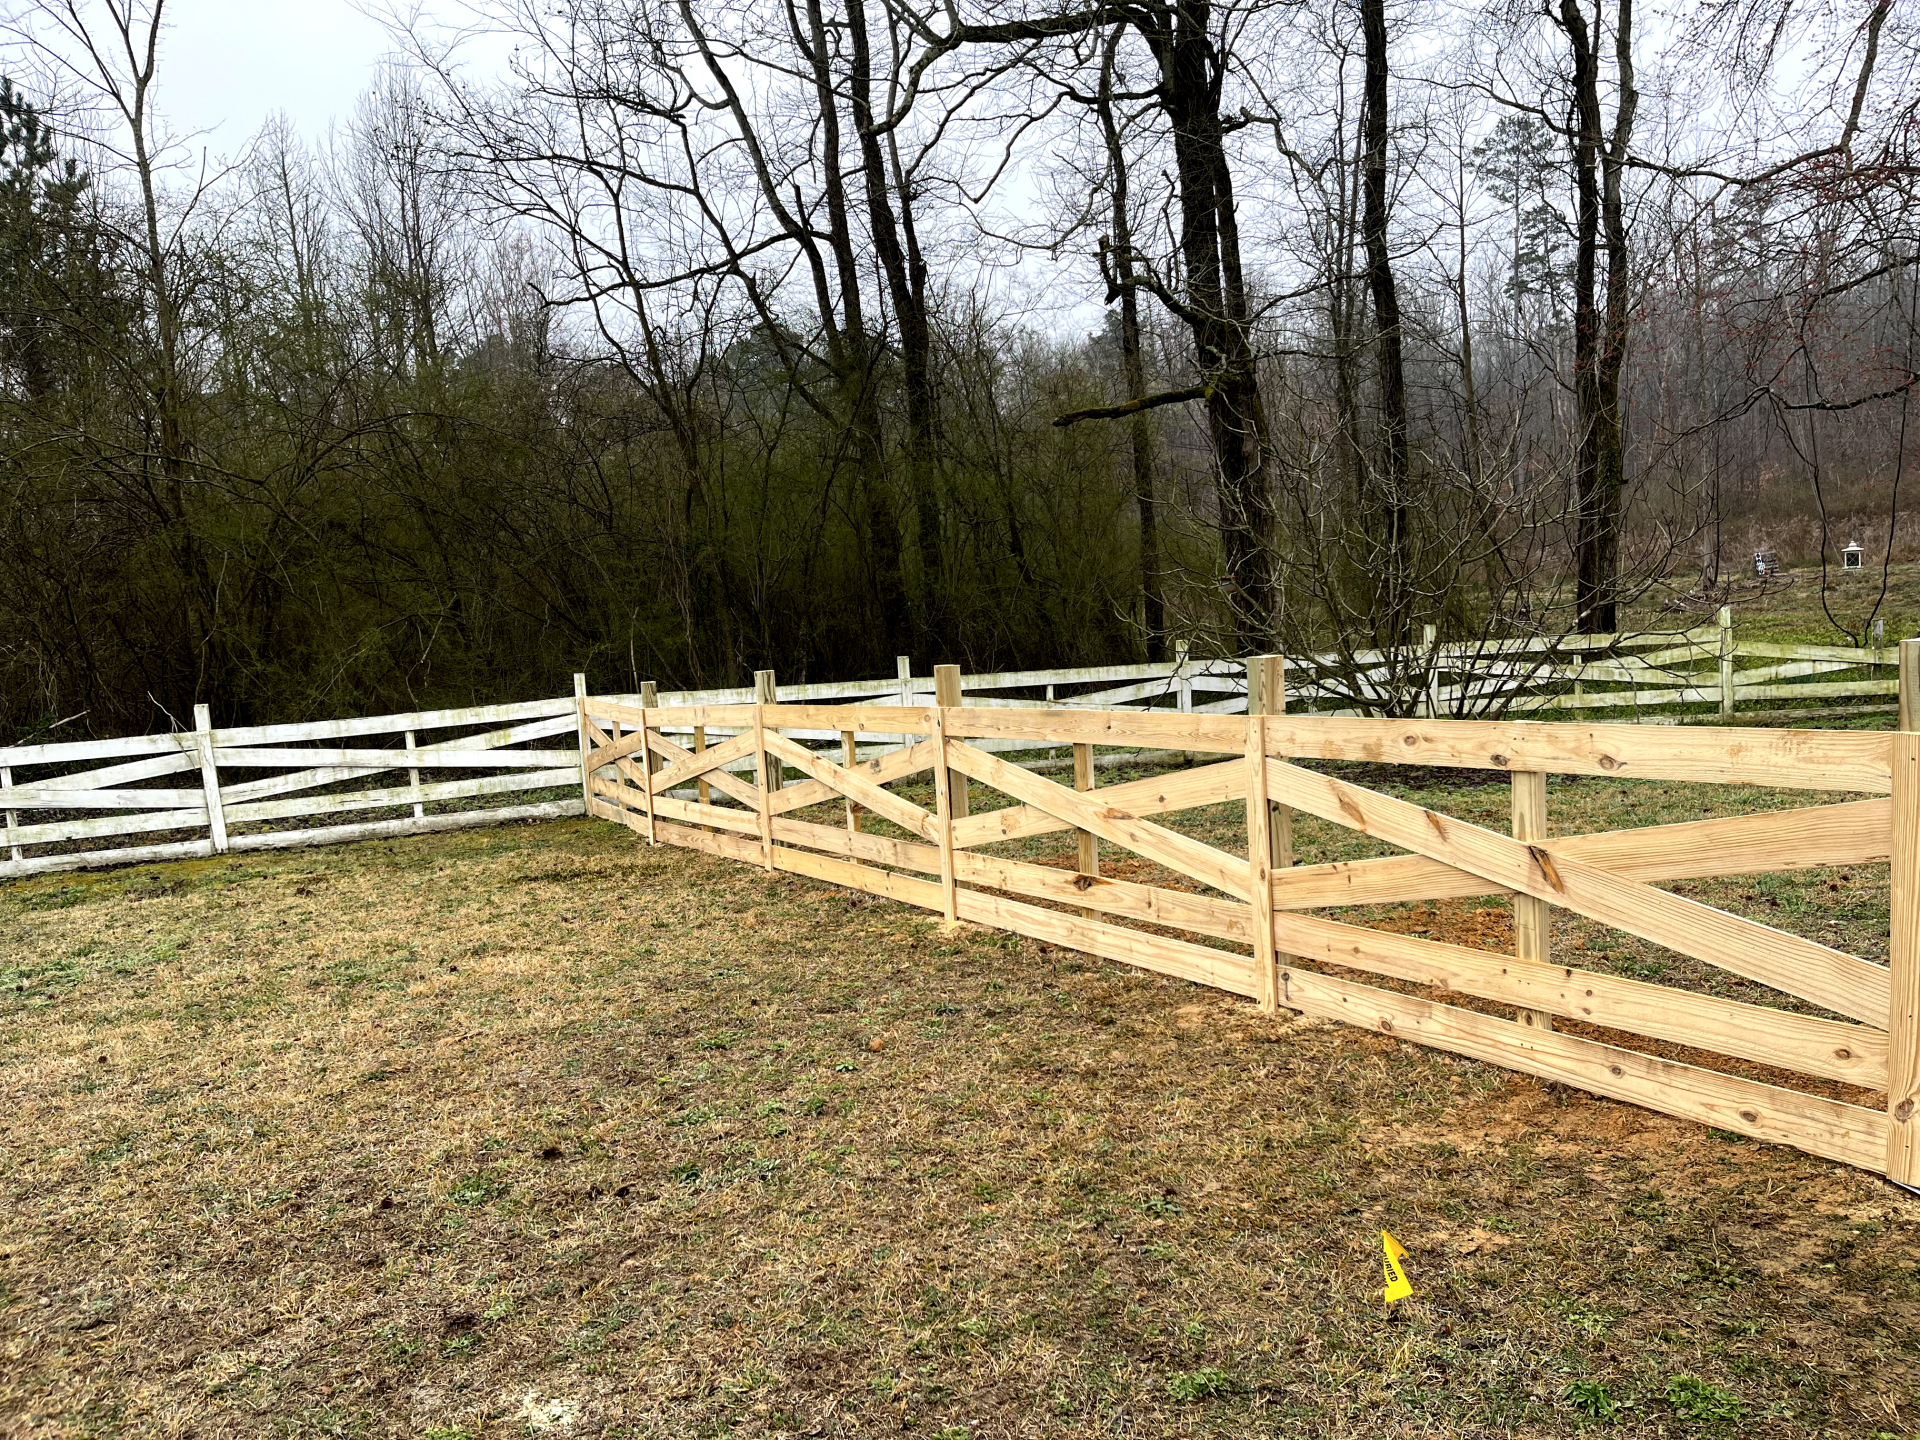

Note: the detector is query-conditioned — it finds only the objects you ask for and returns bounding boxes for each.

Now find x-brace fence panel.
[579,681,1920,1183]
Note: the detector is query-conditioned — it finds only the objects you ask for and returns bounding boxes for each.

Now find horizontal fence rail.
[579,646,1920,1185]
[3,609,1910,879]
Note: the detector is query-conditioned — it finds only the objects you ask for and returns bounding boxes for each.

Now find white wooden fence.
[2,611,1907,879]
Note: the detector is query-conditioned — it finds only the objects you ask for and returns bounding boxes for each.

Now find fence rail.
[2,610,1910,879]
[579,649,1920,1184]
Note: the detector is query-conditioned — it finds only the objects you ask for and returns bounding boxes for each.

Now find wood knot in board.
[1608,1065,1624,1077]
[1598,755,1621,771]
[1071,874,1096,891]
[1834,1047,1852,1061]
[1897,1098,1917,1123]
[1527,844,1566,894]
[1739,1109,1760,1125]
[1378,1017,1394,1032]
[1489,753,1510,768]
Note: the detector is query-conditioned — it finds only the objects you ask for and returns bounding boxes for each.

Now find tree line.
[1,0,1916,739]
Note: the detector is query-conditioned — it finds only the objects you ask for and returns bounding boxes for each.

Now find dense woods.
[2,0,1918,740]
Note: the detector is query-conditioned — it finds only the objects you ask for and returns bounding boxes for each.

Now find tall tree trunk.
[1150,0,1275,651]
[848,0,944,655]
[1360,0,1413,648]
[1096,31,1166,659]
[1559,0,1634,634]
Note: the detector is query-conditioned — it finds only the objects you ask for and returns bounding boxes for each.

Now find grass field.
[4,772,1920,1439]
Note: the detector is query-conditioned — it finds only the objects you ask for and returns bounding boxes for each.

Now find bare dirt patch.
[2,815,1918,1438]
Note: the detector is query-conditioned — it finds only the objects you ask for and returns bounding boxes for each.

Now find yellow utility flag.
[1381,1230,1413,1303]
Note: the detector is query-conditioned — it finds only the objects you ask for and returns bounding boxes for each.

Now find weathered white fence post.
[1719,605,1736,719]
[193,704,229,856]
[1175,640,1193,714]
[573,673,591,813]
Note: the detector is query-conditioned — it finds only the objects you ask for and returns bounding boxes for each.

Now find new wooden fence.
[579,652,1920,1186]
[2,610,1906,880]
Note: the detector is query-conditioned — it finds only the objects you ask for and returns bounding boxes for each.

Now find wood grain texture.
[1261,716,1892,793]
[1264,757,1890,1026]
[949,759,1244,848]
[1887,722,1920,1182]
[1277,966,1886,1170]
[945,742,1250,901]
[1274,798,1894,910]
[1269,906,1882,1087]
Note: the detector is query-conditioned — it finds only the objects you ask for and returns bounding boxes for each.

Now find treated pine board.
[1263,757,1891,1026]
[758,703,936,733]
[610,785,763,837]
[225,768,579,825]
[763,732,940,840]
[0,786,210,810]
[1270,907,1883,1087]
[770,842,949,911]
[645,729,759,790]
[610,701,757,728]
[944,742,1251,901]
[1274,798,1894,909]
[949,759,1246,848]
[769,814,942,872]
[767,738,940,817]
[1261,716,1893,793]
[955,889,1258,997]
[644,729,765,811]
[26,751,200,792]
[1,806,213,849]
[946,708,1247,756]
[950,849,1251,942]
[585,728,655,772]
[1276,966,1886,1171]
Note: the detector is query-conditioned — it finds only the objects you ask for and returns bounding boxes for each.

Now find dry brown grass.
[3,800,1920,1440]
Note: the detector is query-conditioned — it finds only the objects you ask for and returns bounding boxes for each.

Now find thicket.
[1,1,1916,740]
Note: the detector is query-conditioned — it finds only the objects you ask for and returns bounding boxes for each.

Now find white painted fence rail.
[2,610,1907,879]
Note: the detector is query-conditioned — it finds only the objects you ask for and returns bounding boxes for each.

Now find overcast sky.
[145,0,436,154]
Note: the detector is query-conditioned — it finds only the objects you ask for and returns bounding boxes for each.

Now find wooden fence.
[2,610,1908,880]
[579,651,1920,1186]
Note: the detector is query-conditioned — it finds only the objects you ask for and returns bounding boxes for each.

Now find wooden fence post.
[573,673,591,813]
[1888,639,1920,1187]
[638,680,660,846]
[752,670,776,871]
[1511,737,1555,1032]
[1719,605,1736,719]
[842,727,861,833]
[935,664,968,820]
[1247,654,1287,1013]
[1175,640,1193,714]
[1073,739,1099,920]
[930,685,960,925]
[194,704,229,857]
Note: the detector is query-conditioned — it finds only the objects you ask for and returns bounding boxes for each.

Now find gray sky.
[152,0,412,154]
